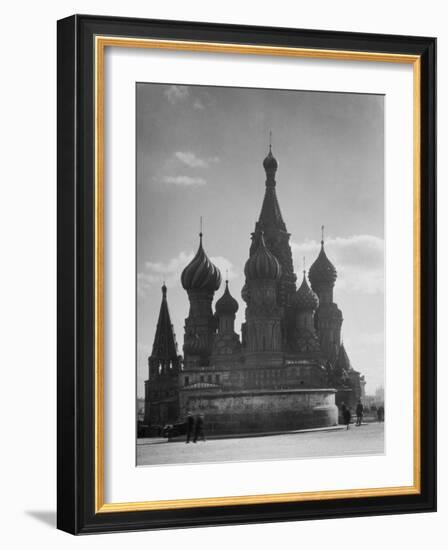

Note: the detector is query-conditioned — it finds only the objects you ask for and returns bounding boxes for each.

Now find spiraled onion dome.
[215,280,239,316]
[263,146,278,181]
[294,272,319,310]
[181,234,221,291]
[244,232,282,281]
[308,241,337,289]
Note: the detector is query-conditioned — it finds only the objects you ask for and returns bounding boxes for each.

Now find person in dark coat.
[377,405,384,422]
[355,399,364,426]
[185,411,194,443]
[341,403,351,429]
[193,413,206,443]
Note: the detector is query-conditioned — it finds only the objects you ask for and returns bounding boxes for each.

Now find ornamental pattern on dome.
[244,232,282,281]
[181,234,221,291]
[215,280,239,316]
[308,241,337,288]
[294,272,319,310]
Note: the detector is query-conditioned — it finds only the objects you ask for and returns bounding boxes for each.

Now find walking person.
[193,413,206,443]
[377,405,384,423]
[355,399,364,426]
[185,411,194,443]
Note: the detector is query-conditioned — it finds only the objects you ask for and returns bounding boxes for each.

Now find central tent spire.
[248,141,297,308]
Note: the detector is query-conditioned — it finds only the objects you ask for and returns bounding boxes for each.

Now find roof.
[294,272,319,310]
[308,241,337,289]
[215,280,239,315]
[257,147,287,231]
[150,285,179,360]
[258,185,287,231]
[244,232,282,281]
[181,234,221,292]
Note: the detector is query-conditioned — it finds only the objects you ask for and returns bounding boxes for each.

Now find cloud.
[138,251,237,296]
[175,152,207,168]
[209,256,238,282]
[138,251,192,297]
[164,85,189,104]
[291,234,384,294]
[174,151,220,168]
[163,175,206,187]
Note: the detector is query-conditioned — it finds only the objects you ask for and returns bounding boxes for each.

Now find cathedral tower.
[250,145,297,308]
[181,232,221,366]
[211,280,241,361]
[244,232,283,366]
[308,229,343,362]
[144,284,181,427]
[292,270,321,354]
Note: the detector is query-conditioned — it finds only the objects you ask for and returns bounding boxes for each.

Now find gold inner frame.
[94,36,421,514]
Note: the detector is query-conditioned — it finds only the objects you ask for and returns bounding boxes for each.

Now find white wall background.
[0,1,444,547]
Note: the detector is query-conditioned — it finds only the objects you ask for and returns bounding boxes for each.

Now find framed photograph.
[57,15,436,534]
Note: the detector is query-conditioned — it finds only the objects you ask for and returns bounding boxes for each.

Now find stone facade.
[184,389,338,434]
[144,147,366,434]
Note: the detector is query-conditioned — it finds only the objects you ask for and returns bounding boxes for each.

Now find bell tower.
[250,142,297,308]
[244,232,283,367]
[181,230,221,366]
[144,284,181,427]
[308,228,343,362]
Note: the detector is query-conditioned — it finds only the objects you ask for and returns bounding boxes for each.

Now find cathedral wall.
[183,389,338,434]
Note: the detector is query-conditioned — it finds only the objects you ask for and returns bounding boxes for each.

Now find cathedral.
[143,146,366,435]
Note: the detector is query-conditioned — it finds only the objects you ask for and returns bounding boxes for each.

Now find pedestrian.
[342,403,351,430]
[193,413,206,443]
[377,405,384,423]
[355,399,364,426]
[185,411,194,443]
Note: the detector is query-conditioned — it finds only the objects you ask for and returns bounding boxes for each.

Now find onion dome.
[308,237,337,290]
[294,272,319,311]
[215,280,239,316]
[244,232,281,281]
[181,233,221,291]
[263,144,278,183]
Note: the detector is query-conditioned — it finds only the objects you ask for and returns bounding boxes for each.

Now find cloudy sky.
[136,83,384,396]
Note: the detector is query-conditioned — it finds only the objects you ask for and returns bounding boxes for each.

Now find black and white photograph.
[136,83,385,466]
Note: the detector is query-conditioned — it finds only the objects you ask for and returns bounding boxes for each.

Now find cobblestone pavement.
[137,422,384,466]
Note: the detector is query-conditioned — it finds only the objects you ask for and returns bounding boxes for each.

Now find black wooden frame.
[57,14,436,534]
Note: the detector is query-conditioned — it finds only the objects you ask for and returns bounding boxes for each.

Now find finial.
[225,269,229,284]
[199,216,203,243]
[269,130,272,153]
[161,281,167,297]
[303,256,306,275]
[321,224,325,246]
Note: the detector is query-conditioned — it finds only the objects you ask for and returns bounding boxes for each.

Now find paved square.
[137,422,384,466]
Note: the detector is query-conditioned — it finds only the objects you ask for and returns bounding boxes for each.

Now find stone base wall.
[183,388,338,434]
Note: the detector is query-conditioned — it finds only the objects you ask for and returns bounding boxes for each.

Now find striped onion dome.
[293,272,319,311]
[181,234,221,292]
[244,232,281,281]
